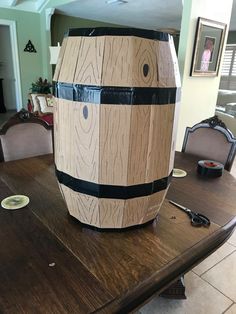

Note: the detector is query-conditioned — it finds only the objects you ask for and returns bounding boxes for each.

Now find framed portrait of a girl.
[190,17,227,77]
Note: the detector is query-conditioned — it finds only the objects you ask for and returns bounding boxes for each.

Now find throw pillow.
[29,93,41,112]
[36,95,54,114]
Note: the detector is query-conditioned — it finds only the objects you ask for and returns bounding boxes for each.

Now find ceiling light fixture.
[106,0,128,5]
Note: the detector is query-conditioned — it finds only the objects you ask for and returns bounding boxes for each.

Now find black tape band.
[54,82,180,105]
[67,27,169,42]
[56,167,172,199]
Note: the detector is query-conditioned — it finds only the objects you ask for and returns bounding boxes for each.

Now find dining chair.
[0,109,53,162]
[182,115,236,171]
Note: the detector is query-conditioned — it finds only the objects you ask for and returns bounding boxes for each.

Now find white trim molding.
[36,0,50,12]
[0,19,23,110]
[45,7,55,31]
[0,0,49,12]
[9,0,18,6]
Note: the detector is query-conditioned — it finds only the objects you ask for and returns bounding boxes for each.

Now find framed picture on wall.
[190,17,227,77]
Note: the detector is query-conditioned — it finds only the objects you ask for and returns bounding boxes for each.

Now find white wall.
[176,0,233,150]
[0,25,16,110]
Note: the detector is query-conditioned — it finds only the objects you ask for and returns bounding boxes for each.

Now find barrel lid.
[66,27,169,41]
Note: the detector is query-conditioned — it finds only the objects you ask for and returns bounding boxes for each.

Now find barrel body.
[53,28,181,229]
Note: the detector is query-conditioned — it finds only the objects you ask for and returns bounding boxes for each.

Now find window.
[220,44,236,90]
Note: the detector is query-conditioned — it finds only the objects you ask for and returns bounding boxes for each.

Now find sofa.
[216,89,236,118]
[217,89,236,106]
[215,111,236,137]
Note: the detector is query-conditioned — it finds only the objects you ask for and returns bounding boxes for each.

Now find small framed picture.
[190,17,227,77]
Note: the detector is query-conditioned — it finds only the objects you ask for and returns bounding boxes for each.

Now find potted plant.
[30,77,52,94]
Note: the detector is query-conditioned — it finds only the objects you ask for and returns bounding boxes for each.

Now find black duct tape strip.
[55,167,172,199]
[197,160,224,178]
[67,27,169,42]
[54,82,180,105]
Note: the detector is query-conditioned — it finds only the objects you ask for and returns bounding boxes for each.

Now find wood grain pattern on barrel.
[53,37,68,82]
[54,100,100,182]
[54,98,71,173]
[55,36,178,89]
[122,190,168,228]
[58,184,164,229]
[53,29,180,228]
[72,101,99,182]
[55,100,175,185]
[74,37,105,85]
[127,105,150,185]
[99,104,131,185]
[99,198,124,228]
[58,37,81,83]
[53,97,59,161]
[145,105,175,183]
[60,185,125,228]
[61,185,100,227]
[102,36,158,87]
[157,41,177,87]
[143,189,168,223]
[122,196,148,228]
[54,98,74,177]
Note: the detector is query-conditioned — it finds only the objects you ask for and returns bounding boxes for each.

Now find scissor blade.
[169,200,187,211]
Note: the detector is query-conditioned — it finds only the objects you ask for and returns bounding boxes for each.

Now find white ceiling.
[55,0,236,32]
[56,0,183,32]
[1,0,236,31]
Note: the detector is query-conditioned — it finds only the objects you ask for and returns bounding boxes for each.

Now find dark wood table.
[0,152,236,313]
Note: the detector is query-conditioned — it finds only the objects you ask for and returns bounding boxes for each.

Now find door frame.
[0,19,22,110]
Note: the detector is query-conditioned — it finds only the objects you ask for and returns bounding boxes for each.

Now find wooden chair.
[182,115,236,171]
[0,109,53,162]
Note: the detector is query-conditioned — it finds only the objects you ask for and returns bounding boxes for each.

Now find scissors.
[169,200,211,227]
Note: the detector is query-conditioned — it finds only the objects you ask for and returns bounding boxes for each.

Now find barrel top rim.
[66,27,170,41]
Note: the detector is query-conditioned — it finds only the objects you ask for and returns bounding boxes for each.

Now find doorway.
[0,19,22,117]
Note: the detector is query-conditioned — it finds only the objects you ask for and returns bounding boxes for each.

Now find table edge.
[97,216,236,313]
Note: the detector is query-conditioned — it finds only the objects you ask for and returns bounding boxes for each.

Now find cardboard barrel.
[53,27,181,229]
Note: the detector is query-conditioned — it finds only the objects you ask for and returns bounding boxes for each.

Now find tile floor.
[0,110,16,127]
[138,201,236,314]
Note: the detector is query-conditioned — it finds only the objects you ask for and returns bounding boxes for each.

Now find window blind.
[220,44,236,90]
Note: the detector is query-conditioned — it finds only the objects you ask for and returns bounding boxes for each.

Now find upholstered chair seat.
[182,115,236,171]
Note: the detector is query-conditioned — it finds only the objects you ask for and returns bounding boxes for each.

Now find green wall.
[51,14,123,46]
[0,5,125,108]
[177,0,192,80]
[0,8,44,107]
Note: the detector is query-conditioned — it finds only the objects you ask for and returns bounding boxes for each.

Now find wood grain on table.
[0,153,235,313]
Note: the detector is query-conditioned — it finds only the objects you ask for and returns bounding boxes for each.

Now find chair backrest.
[182,115,236,171]
[0,109,53,162]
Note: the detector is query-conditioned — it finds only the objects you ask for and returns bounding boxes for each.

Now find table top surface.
[0,152,236,313]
